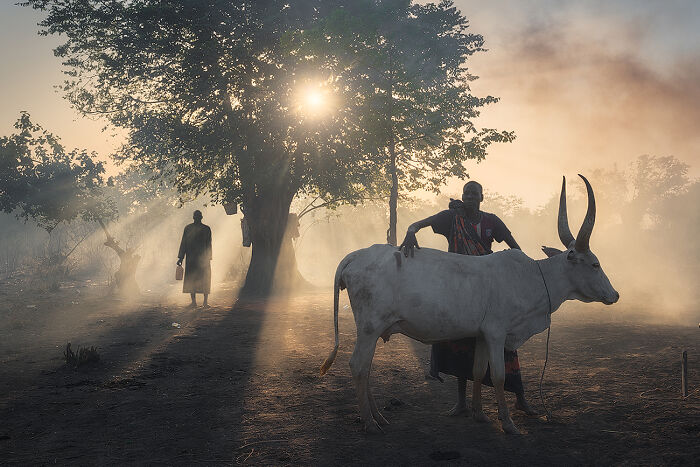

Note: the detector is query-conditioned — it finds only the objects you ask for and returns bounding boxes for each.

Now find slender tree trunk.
[386,62,399,246]
[387,141,398,246]
[386,65,398,246]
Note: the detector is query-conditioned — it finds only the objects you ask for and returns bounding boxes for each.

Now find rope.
[536,261,553,421]
[539,326,553,421]
[639,387,700,401]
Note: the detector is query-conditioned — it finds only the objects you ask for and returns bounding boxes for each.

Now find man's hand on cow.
[398,230,420,257]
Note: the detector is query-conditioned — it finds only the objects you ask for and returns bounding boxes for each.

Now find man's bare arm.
[504,233,521,250]
[407,217,433,234]
[398,216,435,257]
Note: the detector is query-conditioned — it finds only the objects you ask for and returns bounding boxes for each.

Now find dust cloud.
[1,158,696,327]
[293,162,699,326]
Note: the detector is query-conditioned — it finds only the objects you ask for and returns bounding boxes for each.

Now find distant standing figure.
[177,210,212,307]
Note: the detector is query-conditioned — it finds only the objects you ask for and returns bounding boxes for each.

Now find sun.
[297,83,332,118]
[305,89,323,109]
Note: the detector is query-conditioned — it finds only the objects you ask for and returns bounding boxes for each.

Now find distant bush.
[32,254,77,291]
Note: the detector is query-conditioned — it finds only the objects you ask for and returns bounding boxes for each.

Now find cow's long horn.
[558,176,575,248]
[574,174,596,252]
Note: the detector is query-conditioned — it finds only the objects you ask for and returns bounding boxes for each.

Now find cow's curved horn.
[574,174,596,252]
[558,176,575,248]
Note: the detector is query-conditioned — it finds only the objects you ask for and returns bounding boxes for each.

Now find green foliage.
[297,0,515,195]
[22,0,511,209]
[22,0,515,291]
[0,112,117,232]
[23,0,383,210]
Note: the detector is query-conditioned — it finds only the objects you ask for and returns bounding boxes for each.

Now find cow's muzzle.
[602,290,620,305]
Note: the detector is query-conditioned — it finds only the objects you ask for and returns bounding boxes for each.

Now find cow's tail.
[320,253,355,376]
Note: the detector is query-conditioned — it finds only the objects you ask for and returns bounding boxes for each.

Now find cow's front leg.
[487,340,520,435]
[350,332,382,434]
[471,337,490,423]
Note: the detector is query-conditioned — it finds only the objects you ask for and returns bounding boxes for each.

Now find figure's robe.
[178,222,212,294]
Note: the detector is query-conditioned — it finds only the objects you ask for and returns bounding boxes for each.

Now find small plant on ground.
[63,343,100,368]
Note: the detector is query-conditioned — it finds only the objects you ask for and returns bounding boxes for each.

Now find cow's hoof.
[501,420,521,435]
[447,402,469,417]
[365,421,384,435]
[472,409,490,423]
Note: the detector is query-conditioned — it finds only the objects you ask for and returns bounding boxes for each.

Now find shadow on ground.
[1,287,698,465]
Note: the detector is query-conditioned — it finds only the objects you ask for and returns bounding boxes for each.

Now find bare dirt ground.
[0,278,698,466]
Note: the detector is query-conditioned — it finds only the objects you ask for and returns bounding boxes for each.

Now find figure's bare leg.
[189,293,197,307]
[515,392,538,415]
[350,332,382,434]
[487,341,520,434]
[471,338,490,423]
[447,377,469,416]
[367,358,389,426]
[203,293,209,307]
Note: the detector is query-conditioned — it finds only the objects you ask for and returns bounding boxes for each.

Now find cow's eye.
[592,263,600,268]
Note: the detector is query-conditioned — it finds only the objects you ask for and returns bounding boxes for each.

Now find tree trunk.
[385,68,398,246]
[97,219,140,295]
[387,140,398,246]
[274,226,311,293]
[241,192,309,298]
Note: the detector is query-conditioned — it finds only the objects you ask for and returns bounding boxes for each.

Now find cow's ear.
[542,246,563,258]
[566,249,577,261]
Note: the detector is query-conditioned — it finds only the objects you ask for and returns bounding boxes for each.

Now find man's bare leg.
[447,377,469,416]
[203,293,209,307]
[189,293,197,307]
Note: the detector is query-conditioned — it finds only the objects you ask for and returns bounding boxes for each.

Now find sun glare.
[305,89,323,109]
[297,82,332,118]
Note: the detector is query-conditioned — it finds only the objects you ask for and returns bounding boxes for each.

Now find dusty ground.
[0,278,698,466]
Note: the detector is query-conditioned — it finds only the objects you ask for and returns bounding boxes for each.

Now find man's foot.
[188,302,197,308]
[446,401,469,416]
[515,397,538,416]
[202,303,211,309]
[472,408,490,423]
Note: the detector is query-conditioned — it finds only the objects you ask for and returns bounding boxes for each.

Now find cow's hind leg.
[367,358,389,426]
[350,331,382,434]
[486,339,520,435]
[471,336,490,424]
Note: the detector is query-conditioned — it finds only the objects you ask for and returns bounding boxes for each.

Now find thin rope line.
[536,261,553,421]
[539,326,552,421]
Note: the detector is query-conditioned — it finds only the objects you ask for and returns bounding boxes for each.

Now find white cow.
[320,175,619,435]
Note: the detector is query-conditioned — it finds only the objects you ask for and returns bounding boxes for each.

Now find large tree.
[301,0,515,244]
[25,0,511,295]
[25,0,387,296]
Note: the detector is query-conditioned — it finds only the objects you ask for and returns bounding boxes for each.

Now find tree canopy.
[23,0,512,294]
[297,0,514,243]
[0,112,116,232]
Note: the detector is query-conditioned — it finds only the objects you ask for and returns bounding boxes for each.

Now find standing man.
[177,210,212,307]
[398,181,537,416]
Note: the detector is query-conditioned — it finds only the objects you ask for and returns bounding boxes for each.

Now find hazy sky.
[1,1,699,207]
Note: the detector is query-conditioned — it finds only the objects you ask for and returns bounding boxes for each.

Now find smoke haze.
[0,1,697,325]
